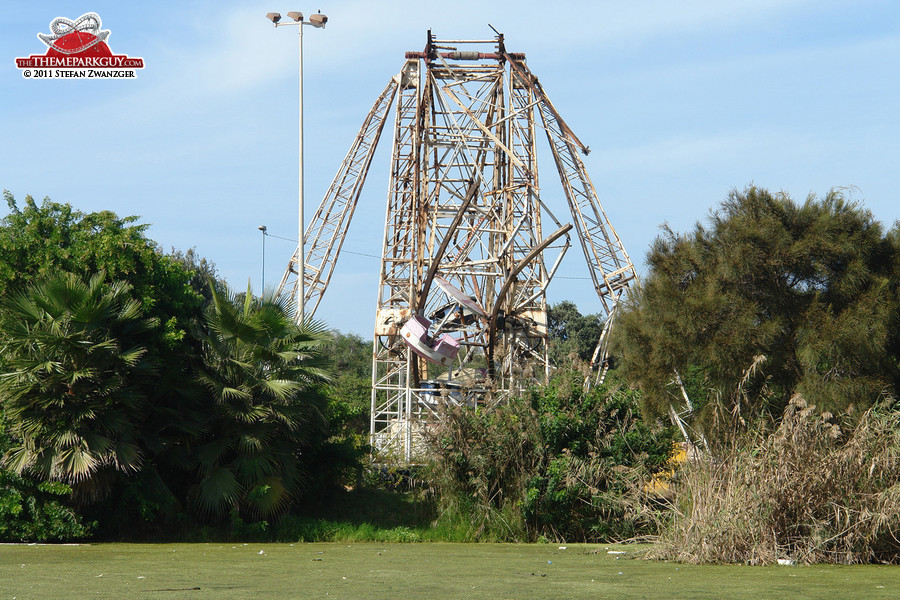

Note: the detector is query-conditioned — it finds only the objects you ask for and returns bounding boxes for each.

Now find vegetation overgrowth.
[615,186,900,440]
[3,186,900,567]
[653,396,900,565]
[615,186,900,564]
[0,192,367,540]
[426,371,674,543]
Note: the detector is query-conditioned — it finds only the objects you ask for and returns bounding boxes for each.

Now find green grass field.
[2,542,898,600]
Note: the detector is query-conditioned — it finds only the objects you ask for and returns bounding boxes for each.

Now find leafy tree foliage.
[547,301,604,366]
[0,193,359,537]
[312,331,372,488]
[322,331,371,436]
[615,187,900,437]
[167,246,221,308]
[0,404,92,541]
[521,374,672,541]
[0,273,154,490]
[0,472,91,542]
[193,285,331,518]
[0,272,345,530]
[0,192,205,351]
[0,193,212,517]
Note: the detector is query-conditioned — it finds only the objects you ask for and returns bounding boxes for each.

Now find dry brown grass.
[652,394,900,564]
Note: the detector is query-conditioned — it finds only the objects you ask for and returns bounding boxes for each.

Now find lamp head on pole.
[309,12,327,28]
[286,11,303,22]
[265,12,281,24]
[258,225,267,233]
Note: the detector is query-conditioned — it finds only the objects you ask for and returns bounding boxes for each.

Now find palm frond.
[195,466,242,515]
[55,445,100,482]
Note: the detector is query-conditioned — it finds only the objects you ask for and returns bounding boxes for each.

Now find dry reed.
[652,394,900,564]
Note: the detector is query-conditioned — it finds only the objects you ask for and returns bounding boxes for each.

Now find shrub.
[0,471,91,542]
[0,406,91,542]
[654,395,900,564]
[426,369,674,542]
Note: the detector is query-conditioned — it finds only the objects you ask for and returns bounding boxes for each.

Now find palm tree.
[0,272,154,496]
[193,283,330,518]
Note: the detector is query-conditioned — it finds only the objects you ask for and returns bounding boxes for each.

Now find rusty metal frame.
[504,58,637,382]
[272,31,639,463]
[276,77,398,318]
[369,35,575,462]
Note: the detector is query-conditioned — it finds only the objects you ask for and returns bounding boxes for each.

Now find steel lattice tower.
[276,31,637,463]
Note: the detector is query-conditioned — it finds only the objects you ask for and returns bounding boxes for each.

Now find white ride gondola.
[400,315,459,366]
[399,276,488,367]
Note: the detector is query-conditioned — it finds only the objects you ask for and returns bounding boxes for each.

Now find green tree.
[547,301,604,366]
[0,192,206,351]
[615,187,899,437]
[314,331,371,488]
[193,284,331,518]
[166,246,221,309]
[0,400,92,541]
[0,193,357,534]
[0,193,211,526]
[323,331,371,435]
[0,273,154,497]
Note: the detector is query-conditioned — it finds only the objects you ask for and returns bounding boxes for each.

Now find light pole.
[258,225,267,294]
[266,10,328,324]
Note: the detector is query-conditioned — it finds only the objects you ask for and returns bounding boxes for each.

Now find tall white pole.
[297,23,305,324]
[260,226,267,292]
[268,11,325,323]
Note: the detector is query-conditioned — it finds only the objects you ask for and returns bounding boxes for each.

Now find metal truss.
[504,58,637,381]
[371,33,589,463]
[370,59,423,462]
[669,370,709,450]
[273,30,639,463]
[275,78,398,318]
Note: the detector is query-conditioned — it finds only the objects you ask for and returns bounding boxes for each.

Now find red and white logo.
[15,12,144,79]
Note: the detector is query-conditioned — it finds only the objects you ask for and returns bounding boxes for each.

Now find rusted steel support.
[278,30,637,463]
[276,77,398,317]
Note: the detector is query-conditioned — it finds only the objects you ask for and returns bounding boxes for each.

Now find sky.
[1,1,898,336]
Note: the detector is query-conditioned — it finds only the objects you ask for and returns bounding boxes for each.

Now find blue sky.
[2,1,898,336]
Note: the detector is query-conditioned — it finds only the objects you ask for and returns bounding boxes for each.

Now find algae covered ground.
[1,542,898,600]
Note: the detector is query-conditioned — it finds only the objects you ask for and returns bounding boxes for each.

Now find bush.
[0,471,91,542]
[0,405,91,542]
[654,395,900,564]
[426,369,675,542]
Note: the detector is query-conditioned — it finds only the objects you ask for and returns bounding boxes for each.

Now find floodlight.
[287,11,303,22]
[309,13,327,28]
[266,12,282,23]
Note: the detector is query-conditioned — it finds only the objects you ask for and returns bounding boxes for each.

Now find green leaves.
[615,186,900,438]
[547,301,604,366]
[0,272,153,484]
[0,468,90,542]
[0,193,364,535]
[0,192,205,360]
[192,284,331,518]
[428,369,674,542]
